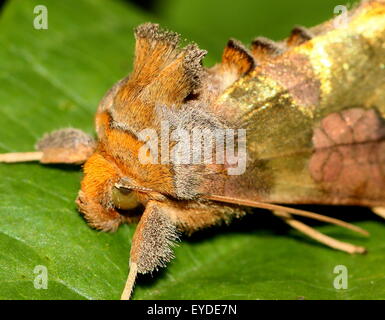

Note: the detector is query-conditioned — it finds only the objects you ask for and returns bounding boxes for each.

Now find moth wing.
[204,92,385,206]
[201,2,385,206]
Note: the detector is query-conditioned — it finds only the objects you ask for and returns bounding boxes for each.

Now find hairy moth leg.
[0,128,95,164]
[76,152,125,231]
[167,201,246,235]
[120,200,244,299]
[121,200,179,300]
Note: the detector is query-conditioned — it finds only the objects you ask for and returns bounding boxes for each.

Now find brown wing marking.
[309,108,385,201]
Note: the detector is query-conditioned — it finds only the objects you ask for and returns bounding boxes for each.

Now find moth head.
[86,23,211,208]
[79,24,254,230]
[76,148,171,231]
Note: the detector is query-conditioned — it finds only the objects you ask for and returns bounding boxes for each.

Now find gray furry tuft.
[156,104,229,199]
[35,128,95,151]
[135,22,180,47]
[136,205,179,274]
[183,44,207,89]
[156,103,229,133]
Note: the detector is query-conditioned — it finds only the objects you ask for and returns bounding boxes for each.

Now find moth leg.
[167,201,245,235]
[371,207,385,220]
[76,152,124,232]
[121,200,179,300]
[120,200,244,299]
[0,128,95,165]
[273,211,367,254]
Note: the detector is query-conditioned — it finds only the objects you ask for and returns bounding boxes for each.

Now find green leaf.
[0,0,384,300]
[158,0,351,63]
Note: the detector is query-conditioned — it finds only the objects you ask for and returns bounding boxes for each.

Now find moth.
[1,0,384,300]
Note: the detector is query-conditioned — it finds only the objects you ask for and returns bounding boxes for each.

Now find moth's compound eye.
[112,186,139,210]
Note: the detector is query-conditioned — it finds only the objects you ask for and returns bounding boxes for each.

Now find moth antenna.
[251,37,284,61]
[0,129,95,164]
[273,211,367,254]
[120,262,138,300]
[204,195,369,236]
[0,151,43,163]
[371,207,385,219]
[221,38,256,76]
[287,25,314,46]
